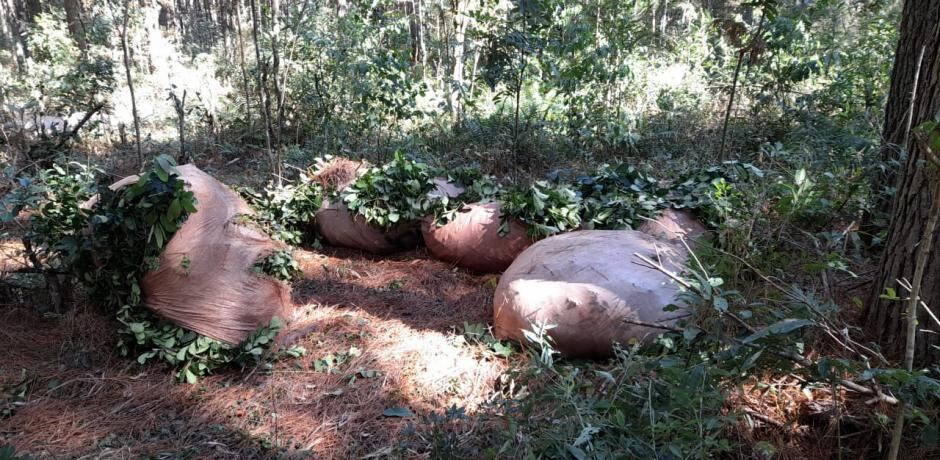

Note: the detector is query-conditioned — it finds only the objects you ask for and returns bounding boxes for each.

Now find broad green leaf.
[184,368,198,384]
[742,319,814,344]
[382,407,414,418]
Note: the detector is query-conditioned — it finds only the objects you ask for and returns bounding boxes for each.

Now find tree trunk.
[234,0,253,129]
[873,0,940,213]
[449,0,468,123]
[248,0,275,179]
[63,0,85,50]
[121,0,143,170]
[866,0,940,364]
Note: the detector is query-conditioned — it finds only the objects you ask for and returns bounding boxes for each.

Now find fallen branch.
[54,103,105,150]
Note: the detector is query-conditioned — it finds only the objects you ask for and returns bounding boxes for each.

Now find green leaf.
[155,165,169,182]
[566,445,587,460]
[382,407,414,418]
[157,225,166,248]
[184,368,198,384]
[879,287,899,300]
[794,168,807,186]
[490,341,513,358]
[713,296,729,312]
[742,319,814,344]
[167,198,182,221]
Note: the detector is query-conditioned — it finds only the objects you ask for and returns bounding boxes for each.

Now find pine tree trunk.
[248,0,274,179]
[872,0,939,212]
[63,0,85,50]
[234,0,253,128]
[866,0,940,364]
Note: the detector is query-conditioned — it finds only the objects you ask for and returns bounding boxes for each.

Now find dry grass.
[0,246,515,458]
[311,158,368,193]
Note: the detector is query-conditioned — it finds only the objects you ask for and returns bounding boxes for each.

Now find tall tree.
[120,0,143,169]
[248,0,275,181]
[866,0,940,364]
[63,0,85,50]
[449,0,469,122]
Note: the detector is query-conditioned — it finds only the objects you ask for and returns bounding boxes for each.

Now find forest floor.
[0,157,915,459]
[0,239,898,459]
[0,244,518,458]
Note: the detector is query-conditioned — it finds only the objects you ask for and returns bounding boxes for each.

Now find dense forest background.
[5,0,940,458]
[0,0,897,176]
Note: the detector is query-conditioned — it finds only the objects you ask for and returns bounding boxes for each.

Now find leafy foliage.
[252,249,301,283]
[499,181,582,239]
[0,162,98,270]
[574,163,667,230]
[432,165,502,225]
[342,151,437,228]
[240,178,323,245]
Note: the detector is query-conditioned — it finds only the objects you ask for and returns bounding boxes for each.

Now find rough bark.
[866,0,940,364]
[63,0,85,50]
[872,0,940,212]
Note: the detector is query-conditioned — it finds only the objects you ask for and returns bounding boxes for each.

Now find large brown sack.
[315,199,421,253]
[314,178,463,254]
[422,202,532,273]
[493,230,690,358]
[98,165,292,345]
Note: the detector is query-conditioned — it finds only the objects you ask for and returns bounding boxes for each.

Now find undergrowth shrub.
[1,162,98,271]
[494,342,733,459]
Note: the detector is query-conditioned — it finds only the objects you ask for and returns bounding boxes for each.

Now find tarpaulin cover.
[422,202,532,273]
[637,208,707,242]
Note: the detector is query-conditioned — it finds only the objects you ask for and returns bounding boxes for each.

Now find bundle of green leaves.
[343,151,437,228]
[499,181,582,239]
[575,163,667,230]
[252,248,302,283]
[443,165,502,204]
[666,162,761,228]
[432,165,502,225]
[5,156,299,383]
[240,177,323,246]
